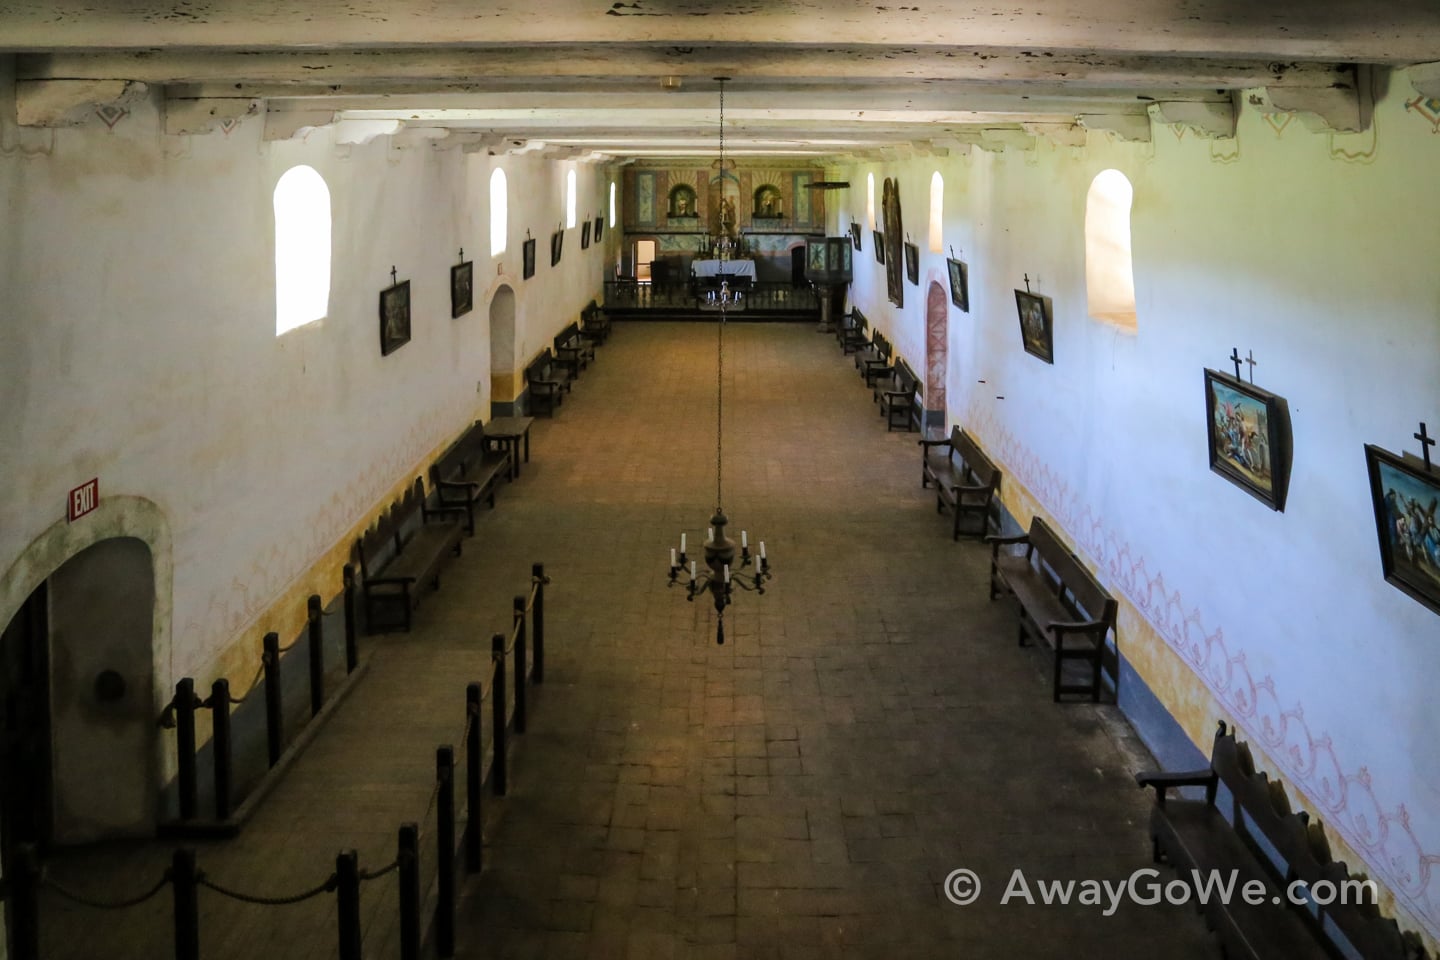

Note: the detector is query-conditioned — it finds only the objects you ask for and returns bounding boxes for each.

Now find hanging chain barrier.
[27,564,549,959]
[40,869,171,910]
[198,872,337,906]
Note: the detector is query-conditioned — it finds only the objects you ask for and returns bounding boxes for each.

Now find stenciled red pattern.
[174,405,461,677]
[970,406,1440,940]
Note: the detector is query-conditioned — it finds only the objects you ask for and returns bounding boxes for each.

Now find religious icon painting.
[1014,290,1053,365]
[1365,443,1440,615]
[450,260,473,319]
[873,231,885,264]
[1204,369,1292,512]
[594,216,604,242]
[522,238,537,279]
[582,220,592,250]
[850,222,862,251]
[903,242,919,286]
[550,230,564,267]
[379,279,411,356]
[947,258,969,312]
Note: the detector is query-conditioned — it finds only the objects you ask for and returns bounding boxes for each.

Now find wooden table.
[485,416,535,480]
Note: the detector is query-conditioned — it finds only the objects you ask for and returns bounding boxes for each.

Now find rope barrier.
[198,873,337,906]
[156,692,202,730]
[41,870,170,910]
[358,860,399,882]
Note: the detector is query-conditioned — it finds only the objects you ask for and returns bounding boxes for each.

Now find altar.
[691,258,757,280]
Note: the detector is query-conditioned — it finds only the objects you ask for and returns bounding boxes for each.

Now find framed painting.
[1014,290,1053,364]
[873,231,885,264]
[947,258,969,312]
[379,279,411,356]
[581,220,592,249]
[1365,444,1440,614]
[668,184,698,219]
[1204,369,1292,511]
[882,178,903,308]
[550,229,564,267]
[594,216,604,242]
[903,242,919,286]
[522,238,537,279]
[850,222,862,251]
[450,260,473,318]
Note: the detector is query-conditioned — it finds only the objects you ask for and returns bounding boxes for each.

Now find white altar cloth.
[691,259,757,279]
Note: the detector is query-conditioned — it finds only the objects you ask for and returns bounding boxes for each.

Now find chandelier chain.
[716,77,726,513]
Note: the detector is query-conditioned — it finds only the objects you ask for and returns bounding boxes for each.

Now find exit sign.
[67,479,98,522]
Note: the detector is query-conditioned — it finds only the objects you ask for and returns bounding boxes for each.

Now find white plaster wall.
[463,152,608,389]
[836,74,1440,941]
[0,82,602,695]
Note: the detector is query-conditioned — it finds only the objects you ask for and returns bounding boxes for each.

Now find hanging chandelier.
[666,76,771,646]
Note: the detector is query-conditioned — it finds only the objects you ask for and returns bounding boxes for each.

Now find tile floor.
[30,320,1217,960]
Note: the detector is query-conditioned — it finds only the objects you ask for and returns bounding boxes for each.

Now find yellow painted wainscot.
[978,437,1434,956]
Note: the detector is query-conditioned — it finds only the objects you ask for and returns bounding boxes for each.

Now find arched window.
[1085,169,1137,330]
[566,169,577,229]
[928,171,944,253]
[866,172,876,230]
[274,165,331,335]
[490,168,508,256]
[609,181,617,226]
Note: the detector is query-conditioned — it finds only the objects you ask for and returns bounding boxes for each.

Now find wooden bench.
[919,426,1002,538]
[1136,722,1429,960]
[553,320,594,378]
[524,348,572,416]
[353,478,464,633]
[838,307,869,355]
[580,300,610,346]
[876,358,921,432]
[428,421,511,535]
[986,516,1118,702]
[856,330,892,386]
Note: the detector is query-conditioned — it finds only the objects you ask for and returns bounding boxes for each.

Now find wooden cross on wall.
[1229,348,1242,379]
[1417,422,1436,472]
[1245,350,1258,384]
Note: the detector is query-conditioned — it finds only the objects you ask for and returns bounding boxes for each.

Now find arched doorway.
[2,536,157,864]
[925,281,949,427]
[2,538,157,849]
[0,497,170,925]
[489,284,517,417]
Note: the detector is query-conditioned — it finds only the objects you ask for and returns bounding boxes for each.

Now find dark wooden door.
[1,582,51,867]
[791,246,806,286]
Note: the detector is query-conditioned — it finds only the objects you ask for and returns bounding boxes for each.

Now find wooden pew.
[919,426,1002,538]
[987,516,1118,702]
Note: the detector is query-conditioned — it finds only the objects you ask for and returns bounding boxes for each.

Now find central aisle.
[449,321,1213,959]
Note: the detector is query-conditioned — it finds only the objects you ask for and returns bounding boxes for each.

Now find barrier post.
[342,564,359,673]
[307,594,324,717]
[398,823,420,960]
[465,682,482,872]
[8,844,41,959]
[263,631,283,766]
[436,747,456,958]
[211,678,233,820]
[171,848,200,960]
[336,850,362,960]
[491,634,507,796]
[531,562,545,684]
[175,678,198,821]
[512,596,527,734]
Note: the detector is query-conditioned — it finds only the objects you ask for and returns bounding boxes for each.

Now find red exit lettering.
[67,478,98,522]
